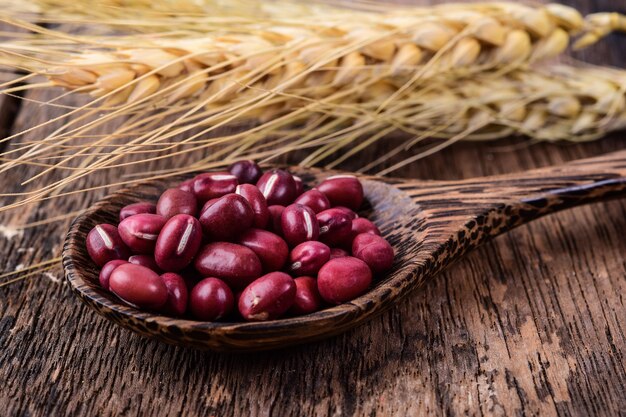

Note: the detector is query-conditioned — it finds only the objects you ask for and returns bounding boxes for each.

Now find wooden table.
[1,1,625,415]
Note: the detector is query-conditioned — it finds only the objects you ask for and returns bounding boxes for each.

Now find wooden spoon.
[63,150,626,352]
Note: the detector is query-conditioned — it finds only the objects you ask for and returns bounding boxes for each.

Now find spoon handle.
[397,148,626,246]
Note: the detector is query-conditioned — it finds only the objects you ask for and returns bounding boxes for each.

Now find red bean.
[256,169,297,206]
[228,160,263,184]
[317,175,364,210]
[235,184,270,229]
[294,189,331,214]
[194,242,262,289]
[199,193,254,240]
[117,214,166,254]
[190,277,234,320]
[86,224,131,267]
[192,172,238,202]
[293,175,304,196]
[267,205,285,235]
[352,233,394,274]
[157,188,197,219]
[289,276,322,315]
[200,197,218,211]
[178,178,194,193]
[238,228,289,272]
[154,214,203,272]
[333,206,358,220]
[342,217,379,249]
[109,263,168,309]
[119,202,156,221]
[238,272,296,321]
[91,166,388,319]
[128,255,162,273]
[317,257,372,304]
[160,272,189,316]
[351,218,381,238]
[289,241,330,276]
[316,208,352,246]
[281,204,319,246]
[329,248,349,259]
[99,260,128,290]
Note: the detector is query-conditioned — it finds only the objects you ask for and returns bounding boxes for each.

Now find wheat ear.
[4,2,622,111]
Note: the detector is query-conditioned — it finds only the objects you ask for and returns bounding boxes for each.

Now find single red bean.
[119,202,156,221]
[317,175,364,210]
[256,169,297,206]
[128,255,162,273]
[289,276,322,315]
[118,213,167,254]
[289,241,330,276]
[330,248,349,259]
[200,197,218,211]
[317,257,372,304]
[199,193,254,240]
[194,242,262,289]
[178,178,194,193]
[294,189,331,214]
[333,206,358,220]
[316,208,352,246]
[281,204,319,246]
[267,205,285,235]
[293,175,304,196]
[192,172,238,202]
[157,188,197,219]
[238,272,296,321]
[109,263,168,309]
[235,184,270,229]
[352,233,394,274]
[238,228,289,272]
[228,160,263,184]
[189,277,234,320]
[86,224,131,267]
[154,214,203,272]
[99,260,128,290]
[351,218,381,238]
[160,272,188,316]
[342,217,379,249]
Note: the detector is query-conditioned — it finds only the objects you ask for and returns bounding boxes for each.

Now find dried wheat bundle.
[0,2,625,212]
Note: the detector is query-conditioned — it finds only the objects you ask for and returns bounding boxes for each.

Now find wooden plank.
[1,1,626,416]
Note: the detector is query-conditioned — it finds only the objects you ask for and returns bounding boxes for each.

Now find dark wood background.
[1,0,625,415]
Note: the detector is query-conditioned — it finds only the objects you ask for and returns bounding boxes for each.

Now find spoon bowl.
[63,151,626,351]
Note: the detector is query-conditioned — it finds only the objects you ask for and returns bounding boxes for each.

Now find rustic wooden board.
[1,1,625,415]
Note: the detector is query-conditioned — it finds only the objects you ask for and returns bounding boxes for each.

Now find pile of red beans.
[86,160,394,321]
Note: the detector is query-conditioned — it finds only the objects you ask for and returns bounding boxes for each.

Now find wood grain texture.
[1,0,626,415]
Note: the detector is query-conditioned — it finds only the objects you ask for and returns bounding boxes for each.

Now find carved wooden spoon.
[63,150,626,351]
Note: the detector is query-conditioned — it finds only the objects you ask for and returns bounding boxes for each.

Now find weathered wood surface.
[1,0,625,415]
